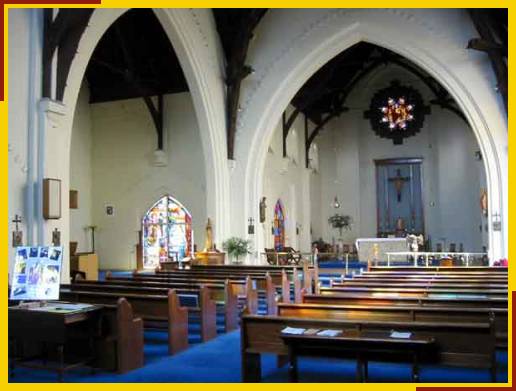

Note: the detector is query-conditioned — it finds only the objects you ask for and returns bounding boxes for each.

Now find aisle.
[9,329,508,383]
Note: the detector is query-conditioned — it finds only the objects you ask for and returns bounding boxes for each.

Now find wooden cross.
[12,214,22,231]
[388,169,410,202]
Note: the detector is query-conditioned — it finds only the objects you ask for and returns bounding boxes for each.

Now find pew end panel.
[245,276,259,315]
[293,268,302,304]
[281,270,291,304]
[200,285,218,341]
[265,273,278,315]
[165,289,189,354]
[116,298,144,373]
[224,280,239,331]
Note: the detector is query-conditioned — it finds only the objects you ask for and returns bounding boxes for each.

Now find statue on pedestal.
[195,218,225,265]
[204,218,214,251]
[259,197,267,223]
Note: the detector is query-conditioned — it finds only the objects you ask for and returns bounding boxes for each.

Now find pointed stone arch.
[234,9,506,262]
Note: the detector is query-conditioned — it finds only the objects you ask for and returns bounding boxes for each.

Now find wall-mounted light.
[332,196,341,209]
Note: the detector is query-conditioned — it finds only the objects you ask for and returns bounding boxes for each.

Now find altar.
[355,237,407,263]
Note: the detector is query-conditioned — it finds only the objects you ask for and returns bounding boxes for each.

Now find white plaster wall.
[7,9,31,275]
[90,92,207,270]
[69,83,93,253]
[261,106,312,254]
[314,66,485,252]
[314,117,361,245]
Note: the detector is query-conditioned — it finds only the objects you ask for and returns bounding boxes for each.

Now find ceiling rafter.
[467,9,507,112]
[297,42,475,158]
[214,9,268,160]
[113,24,165,150]
[43,8,94,100]
[304,99,349,168]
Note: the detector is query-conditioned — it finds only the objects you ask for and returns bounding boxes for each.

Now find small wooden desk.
[281,330,435,382]
[9,302,103,381]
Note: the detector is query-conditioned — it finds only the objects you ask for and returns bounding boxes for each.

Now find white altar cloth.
[355,238,407,263]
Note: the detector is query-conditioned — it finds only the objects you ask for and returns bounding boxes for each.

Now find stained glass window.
[273,200,285,251]
[142,195,193,269]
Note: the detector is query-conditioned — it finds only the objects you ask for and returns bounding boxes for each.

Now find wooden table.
[280,330,435,382]
[9,302,103,381]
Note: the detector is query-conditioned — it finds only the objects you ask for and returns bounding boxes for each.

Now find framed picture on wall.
[43,178,61,219]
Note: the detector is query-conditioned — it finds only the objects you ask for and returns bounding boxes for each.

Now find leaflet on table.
[29,303,96,313]
[390,331,412,339]
[10,246,63,301]
[316,329,342,337]
[281,327,306,335]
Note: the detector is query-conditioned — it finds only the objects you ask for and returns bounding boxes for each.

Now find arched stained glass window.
[273,200,285,251]
[142,195,193,269]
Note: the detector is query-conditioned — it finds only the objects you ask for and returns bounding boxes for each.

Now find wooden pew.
[59,288,210,354]
[152,267,310,290]
[130,273,279,291]
[348,276,508,284]
[240,314,496,382]
[115,272,296,315]
[369,266,507,273]
[67,283,218,342]
[76,278,240,331]
[190,264,304,270]
[277,302,507,348]
[302,292,508,309]
[322,286,507,299]
[150,269,291,287]
[336,280,508,289]
[95,298,145,373]
[115,298,145,373]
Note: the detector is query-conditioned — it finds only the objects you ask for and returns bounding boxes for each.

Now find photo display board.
[10,246,63,301]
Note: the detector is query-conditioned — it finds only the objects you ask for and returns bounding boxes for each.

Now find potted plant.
[328,214,353,237]
[222,237,252,264]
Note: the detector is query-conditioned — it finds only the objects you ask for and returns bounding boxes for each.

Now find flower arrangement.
[328,214,353,236]
[493,258,508,267]
[223,237,252,264]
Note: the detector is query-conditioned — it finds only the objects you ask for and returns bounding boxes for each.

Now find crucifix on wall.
[388,169,410,202]
[12,214,23,247]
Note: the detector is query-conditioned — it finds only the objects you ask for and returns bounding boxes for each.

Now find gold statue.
[204,218,214,251]
[480,188,488,217]
[195,218,225,265]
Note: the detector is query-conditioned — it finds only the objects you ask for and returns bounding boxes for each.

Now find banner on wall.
[10,246,63,301]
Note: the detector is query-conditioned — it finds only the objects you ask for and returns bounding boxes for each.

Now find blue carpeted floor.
[9,329,508,383]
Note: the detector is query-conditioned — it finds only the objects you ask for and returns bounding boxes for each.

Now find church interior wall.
[70,83,94,254]
[234,8,507,260]
[8,9,32,275]
[261,105,313,253]
[6,8,507,275]
[313,66,486,252]
[69,85,207,270]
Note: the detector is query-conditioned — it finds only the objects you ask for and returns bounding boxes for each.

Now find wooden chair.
[283,247,302,265]
[264,248,278,265]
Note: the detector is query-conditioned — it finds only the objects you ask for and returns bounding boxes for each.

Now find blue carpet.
[9,330,508,383]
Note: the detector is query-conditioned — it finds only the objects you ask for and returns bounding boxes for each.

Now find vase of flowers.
[222,237,252,264]
[328,214,353,237]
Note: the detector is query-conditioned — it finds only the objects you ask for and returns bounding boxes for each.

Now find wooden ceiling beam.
[305,103,348,168]
[468,9,507,112]
[223,9,267,160]
[114,24,164,150]
[43,8,94,100]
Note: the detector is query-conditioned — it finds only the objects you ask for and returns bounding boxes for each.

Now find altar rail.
[385,252,488,267]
